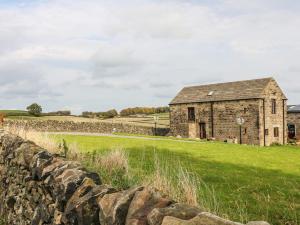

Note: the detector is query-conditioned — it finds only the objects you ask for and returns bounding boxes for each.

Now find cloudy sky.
[0,0,299,114]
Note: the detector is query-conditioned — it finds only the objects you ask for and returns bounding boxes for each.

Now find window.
[271,99,276,114]
[274,127,279,137]
[265,129,269,135]
[244,128,247,134]
[244,108,247,114]
[188,107,195,122]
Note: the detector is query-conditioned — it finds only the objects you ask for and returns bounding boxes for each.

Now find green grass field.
[51,134,300,225]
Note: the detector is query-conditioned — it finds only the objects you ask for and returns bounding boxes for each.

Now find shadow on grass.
[78,143,299,225]
[90,145,299,225]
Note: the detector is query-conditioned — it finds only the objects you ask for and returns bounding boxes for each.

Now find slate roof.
[288,105,300,113]
[170,77,283,105]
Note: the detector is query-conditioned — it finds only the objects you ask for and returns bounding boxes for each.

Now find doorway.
[288,124,296,139]
[199,123,207,139]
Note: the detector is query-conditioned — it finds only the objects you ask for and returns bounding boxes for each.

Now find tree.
[119,106,169,116]
[105,109,118,118]
[26,103,42,116]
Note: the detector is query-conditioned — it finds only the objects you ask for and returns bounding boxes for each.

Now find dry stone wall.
[0,133,270,225]
[4,120,170,136]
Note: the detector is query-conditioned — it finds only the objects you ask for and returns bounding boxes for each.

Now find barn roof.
[170,77,285,105]
[288,105,300,113]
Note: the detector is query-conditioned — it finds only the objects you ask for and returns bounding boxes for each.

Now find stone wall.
[287,112,300,140]
[0,133,269,225]
[261,79,287,146]
[213,100,261,145]
[4,120,170,137]
[170,99,261,145]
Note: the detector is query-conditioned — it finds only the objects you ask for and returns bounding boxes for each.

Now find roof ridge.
[170,77,282,105]
[183,77,273,89]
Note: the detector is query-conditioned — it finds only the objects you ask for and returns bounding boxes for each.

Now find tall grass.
[145,156,199,206]
[6,123,59,153]
[142,152,220,215]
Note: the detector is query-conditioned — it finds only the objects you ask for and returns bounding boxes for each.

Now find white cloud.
[92,45,143,78]
[0,0,299,113]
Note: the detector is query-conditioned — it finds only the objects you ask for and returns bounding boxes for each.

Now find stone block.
[98,186,143,225]
[147,203,203,225]
[161,212,244,225]
[126,187,173,225]
[62,178,112,225]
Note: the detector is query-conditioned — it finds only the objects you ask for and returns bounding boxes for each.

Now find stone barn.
[169,77,287,146]
[287,105,300,141]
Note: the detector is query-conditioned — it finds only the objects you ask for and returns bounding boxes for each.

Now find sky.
[0,0,299,114]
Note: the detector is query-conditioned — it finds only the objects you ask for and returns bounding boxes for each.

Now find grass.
[9,125,299,225]
[44,134,300,225]
[113,132,198,141]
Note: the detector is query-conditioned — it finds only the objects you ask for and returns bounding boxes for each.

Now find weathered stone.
[42,158,85,182]
[86,171,101,185]
[30,150,53,180]
[98,186,143,225]
[6,196,16,208]
[126,187,173,225]
[23,206,34,220]
[41,157,66,180]
[53,168,101,210]
[31,204,51,225]
[24,175,32,182]
[31,188,41,203]
[43,160,84,190]
[246,222,271,225]
[147,203,203,225]
[0,134,24,163]
[62,178,113,225]
[161,212,244,225]
[12,142,42,168]
[53,209,63,225]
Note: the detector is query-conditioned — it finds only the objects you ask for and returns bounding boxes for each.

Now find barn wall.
[262,79,287,146]
[170,99,261,145]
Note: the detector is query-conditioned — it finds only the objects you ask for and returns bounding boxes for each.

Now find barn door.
[199,123,207,139]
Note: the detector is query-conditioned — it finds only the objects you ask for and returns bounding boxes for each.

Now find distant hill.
[0,110,30,117]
